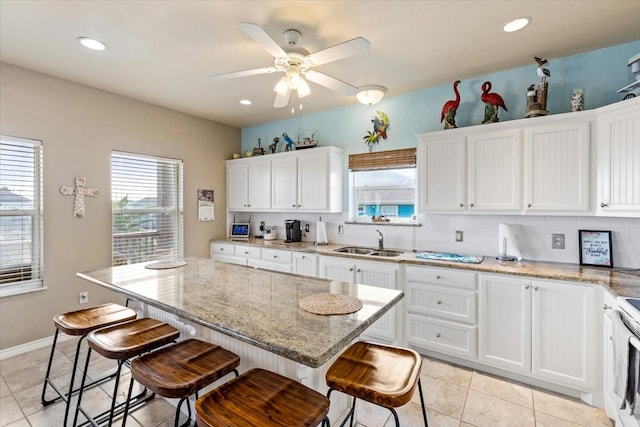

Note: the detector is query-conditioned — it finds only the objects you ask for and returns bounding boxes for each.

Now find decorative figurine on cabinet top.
[441,80,461,129]
[282,133,295,151]
[525,57,550,118]
[617,52,640,100]
[253,138,264,156]
[480,81,508,124]
[268,136,280,153]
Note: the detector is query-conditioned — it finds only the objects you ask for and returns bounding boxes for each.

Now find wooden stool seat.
[130,338,240,398]
[73,317,180,427]
[196,368,330,427]
[54,303,137,335]
[87,317,180,359]
[122,338,240,426]
[326,341,428,426]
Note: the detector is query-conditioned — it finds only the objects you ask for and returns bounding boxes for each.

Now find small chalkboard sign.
[579,230,613,267]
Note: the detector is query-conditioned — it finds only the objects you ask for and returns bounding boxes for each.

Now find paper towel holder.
[496,237,517,262]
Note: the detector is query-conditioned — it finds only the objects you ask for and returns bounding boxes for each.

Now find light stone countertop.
[214,238,640,298]
[77,258,404,368]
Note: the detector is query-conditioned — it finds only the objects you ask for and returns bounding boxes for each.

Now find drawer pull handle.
[459,203,464,208]
[527,203,532,208]
[437,300,442,305]
[349,268,354,272]
[601,202,608,208]
[603,304,612,310]
[436,333,441,338]
[524,284,529,289]
[273,255,278,259]
[436,275,441,280]
[244,252,249,255]
[533,285,539,291]
[220,248,225,251]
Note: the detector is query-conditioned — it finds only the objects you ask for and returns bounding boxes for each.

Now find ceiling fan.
[210,22,371,108]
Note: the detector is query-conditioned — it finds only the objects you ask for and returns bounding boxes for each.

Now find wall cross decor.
[59,177,99,218]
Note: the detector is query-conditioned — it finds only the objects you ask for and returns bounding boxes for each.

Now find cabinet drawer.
[211,242,235,257]
[261,249,292,264]
[234,245,261,259]
[406,265,476,290]
[406,314,477,358]
[247,259,293,273]
[406,283,476,324]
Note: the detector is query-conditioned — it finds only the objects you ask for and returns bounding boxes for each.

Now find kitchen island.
[77,257,404,422]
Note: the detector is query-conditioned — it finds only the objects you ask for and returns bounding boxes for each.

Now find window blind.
[348,148,416,171]
[0,135,43,296]
[111,152,183,266]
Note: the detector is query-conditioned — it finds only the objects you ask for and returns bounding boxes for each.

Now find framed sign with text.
[579,230,613,267]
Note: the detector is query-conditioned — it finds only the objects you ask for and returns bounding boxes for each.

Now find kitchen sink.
[333,247,403,257]
[334,246,377,254]
[369,250,403,257]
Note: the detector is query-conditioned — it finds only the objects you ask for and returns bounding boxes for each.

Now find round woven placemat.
[144,260,187,270]
[299,293,363,315]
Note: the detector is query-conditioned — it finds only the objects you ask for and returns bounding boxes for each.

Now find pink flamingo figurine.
[441,80,461,129]
[480,81,507,123]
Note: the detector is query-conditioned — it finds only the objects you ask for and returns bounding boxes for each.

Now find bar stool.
[41,303,137,425]
[73,317,180,427]
[195,368,330,427]
[325,341,428,427]
[121,338,240,427]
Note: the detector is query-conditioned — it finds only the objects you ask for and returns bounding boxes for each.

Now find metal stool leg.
[41,329,60,406]
[418,378,428,427]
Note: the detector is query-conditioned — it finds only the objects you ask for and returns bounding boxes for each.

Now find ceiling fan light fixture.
[297,78,311,98]
[356,85,387,105]
[274,77,289,96]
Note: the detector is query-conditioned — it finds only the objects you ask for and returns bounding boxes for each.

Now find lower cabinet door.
[406,314,477,358]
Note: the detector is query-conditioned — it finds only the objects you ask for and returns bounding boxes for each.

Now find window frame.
[0,135,44,297]
[111,151,184,266]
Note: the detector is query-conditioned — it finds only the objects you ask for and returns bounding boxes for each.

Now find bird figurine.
[535,57,551,81]
[441,80,461,129]
[268,137,279,153]
[480,81,508,124]
[282,133,295,151]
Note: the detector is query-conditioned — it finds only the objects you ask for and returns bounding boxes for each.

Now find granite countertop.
[214,238,640,298]
[77,258,403,368]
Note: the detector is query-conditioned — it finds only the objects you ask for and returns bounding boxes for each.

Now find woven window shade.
[348,148,416,171]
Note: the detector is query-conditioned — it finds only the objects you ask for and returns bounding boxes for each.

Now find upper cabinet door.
[524,119,590,211]
[271,155,298,210]
[467,129,522,211]
[227,161,249,210]
[417,134,466,211]
[247,158,271,210]
[297,150,330,211]
[597,99,640,216]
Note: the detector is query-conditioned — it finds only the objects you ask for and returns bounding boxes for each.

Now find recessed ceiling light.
[78,37,107,51]
[502,17,531,33]
[239,99,252,105]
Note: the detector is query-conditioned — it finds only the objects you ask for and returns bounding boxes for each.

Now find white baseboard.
[0,333,73,360]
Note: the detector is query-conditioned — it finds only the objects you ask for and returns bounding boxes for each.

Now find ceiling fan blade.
[238,22,286,58]
[209,67,276,80]
[307,37,370,66]
[273,87,291,108]
[305,71,358,96]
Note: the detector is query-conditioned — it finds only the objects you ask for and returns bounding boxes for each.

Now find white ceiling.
[1,1,639,129]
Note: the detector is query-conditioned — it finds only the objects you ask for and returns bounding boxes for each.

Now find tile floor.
[0,337,613,427]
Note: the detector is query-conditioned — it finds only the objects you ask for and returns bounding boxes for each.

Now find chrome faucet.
[376,229,384,250]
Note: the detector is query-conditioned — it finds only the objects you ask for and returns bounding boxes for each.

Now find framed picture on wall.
[578,230,613,267]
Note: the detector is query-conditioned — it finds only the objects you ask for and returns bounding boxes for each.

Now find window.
[349,148,417,224]
[0,135,43,297]
[111,152,183,265]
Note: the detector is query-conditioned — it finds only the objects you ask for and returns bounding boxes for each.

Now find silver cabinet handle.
[244,251,249,255]
[436,333,441,338]
[470,203,474,208]
[273,255,278,259]
[356,268,361,273]
[459,203,464,208]
[527,203,532,208]
[603,304,612,310]
[437,300,442,304]
[524,284,530,289]
[349,267,354,272]
[220,248,225,251]
[436,275,441,279]
[533,285,539,291]
[601,202,609,208]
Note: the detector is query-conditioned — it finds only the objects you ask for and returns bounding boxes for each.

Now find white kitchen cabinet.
[596,98,640,216]
[524,117,591,212]
[211,242,247,265]
[226,157,271,211]
[293,252,318,277]
[271,146,343,212]
[247,248,293,273]
[405,265,478,359]
[318,255,399,343]
[479,273,598,390]
[417,134,466,211]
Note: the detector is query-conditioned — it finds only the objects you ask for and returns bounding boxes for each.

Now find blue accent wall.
[242,40,640,154]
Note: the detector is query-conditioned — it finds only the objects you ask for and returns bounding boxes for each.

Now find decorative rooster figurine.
[441,80,461,129]
[480,81,507,124]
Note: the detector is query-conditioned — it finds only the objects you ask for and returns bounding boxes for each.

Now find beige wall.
[0,63,239,350]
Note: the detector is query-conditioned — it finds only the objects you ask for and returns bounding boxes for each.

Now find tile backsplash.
[233,212,640,269]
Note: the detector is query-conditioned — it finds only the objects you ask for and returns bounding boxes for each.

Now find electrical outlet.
[338,225,344,234]
[455,230,464,242]
[304,223,310,233]
[79,291,88,304]
[552,233,565,249]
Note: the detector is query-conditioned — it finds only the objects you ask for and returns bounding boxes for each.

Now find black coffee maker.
[284,219,301,243]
